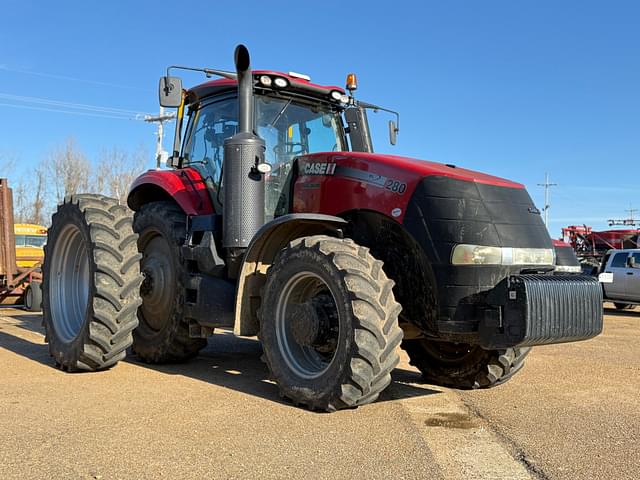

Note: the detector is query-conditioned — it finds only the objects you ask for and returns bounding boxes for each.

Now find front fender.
[127,168,214,215]
[234,213,346,336]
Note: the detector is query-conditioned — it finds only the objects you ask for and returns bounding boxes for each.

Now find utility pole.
[537,172,557,226]
[608,205,638,226]
[143,107,176,169]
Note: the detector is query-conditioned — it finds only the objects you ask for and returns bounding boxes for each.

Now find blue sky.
[0,0,638,236]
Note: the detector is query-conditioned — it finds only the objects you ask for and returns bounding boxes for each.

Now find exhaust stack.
[223,45,266,262]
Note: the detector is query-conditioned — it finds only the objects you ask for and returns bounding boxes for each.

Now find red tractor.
[42,46,603,411]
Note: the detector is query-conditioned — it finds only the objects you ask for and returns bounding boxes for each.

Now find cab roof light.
[288,71,311,81]
[259,75,272,86]
[273,77,289,88]
[330,90,343,101]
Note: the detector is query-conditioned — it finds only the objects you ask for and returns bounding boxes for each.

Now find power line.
[0,92,149,116]
[0,65,150,92]
[537,172,557,226]
[0,101,142,120]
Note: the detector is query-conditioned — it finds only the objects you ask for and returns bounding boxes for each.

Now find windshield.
[256,95,345,168]
[15,234,46,248]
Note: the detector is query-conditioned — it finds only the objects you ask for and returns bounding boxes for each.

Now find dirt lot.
[0,305,638,480]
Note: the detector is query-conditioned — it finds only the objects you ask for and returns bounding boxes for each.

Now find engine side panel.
[292,153,421,222]
[127,168,214,215]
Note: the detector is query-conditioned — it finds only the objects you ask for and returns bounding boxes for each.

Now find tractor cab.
[179,73,349,219]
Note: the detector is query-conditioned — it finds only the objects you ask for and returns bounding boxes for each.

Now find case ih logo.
[303,162,336,176]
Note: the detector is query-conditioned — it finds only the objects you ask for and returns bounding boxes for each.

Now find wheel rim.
[139,231,175,331]
[275,271,340,379]
[49,224,90,342]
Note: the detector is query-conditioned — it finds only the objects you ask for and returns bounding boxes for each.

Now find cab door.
[625,252,640,301]
[603,251,630,299]
[181,96,238,211]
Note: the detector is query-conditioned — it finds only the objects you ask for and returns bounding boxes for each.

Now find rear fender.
[127,168,214,215]
[234,214,346,335]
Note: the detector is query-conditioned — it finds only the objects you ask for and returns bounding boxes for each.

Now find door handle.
[627,272,634,275]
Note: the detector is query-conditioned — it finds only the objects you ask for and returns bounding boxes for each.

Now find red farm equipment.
[0,178,43,310]
[40,46,603,411]
[562,225,640,274]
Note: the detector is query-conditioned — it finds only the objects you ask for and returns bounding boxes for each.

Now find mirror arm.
[358,101,400,134]
[167,65,237,81]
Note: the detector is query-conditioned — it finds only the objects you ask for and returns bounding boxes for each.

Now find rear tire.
[132,201,206,363]
[259,235,403,411]
[42,195,142,371]
[402,339,530,389]
[24,281,42,312]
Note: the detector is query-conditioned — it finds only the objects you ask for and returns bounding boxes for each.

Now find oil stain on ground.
[424,412,478,429]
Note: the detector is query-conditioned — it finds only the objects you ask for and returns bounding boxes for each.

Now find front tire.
[259,235,403,411]
[42,195,142,371]
[132,201,206,363]
[402,339,530,389]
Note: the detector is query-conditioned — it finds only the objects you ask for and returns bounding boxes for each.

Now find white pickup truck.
[599,249,640,310]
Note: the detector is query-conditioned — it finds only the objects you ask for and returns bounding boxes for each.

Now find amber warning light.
[346,73,357,92]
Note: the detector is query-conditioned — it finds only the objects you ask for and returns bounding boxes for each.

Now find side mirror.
[388,120,398,146]
[159,76,183,108]
[628,256,636,268]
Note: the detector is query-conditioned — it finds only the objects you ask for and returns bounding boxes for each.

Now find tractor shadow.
[124,329,441,408]
[0,311,440,408]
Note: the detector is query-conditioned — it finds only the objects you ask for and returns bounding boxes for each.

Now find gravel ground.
[1,305,638,479]
[459,304,640,480]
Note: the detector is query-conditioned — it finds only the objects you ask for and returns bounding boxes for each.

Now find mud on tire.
[402,339,530,389]
[42,194,142,371]
[259,235,403,411]
[132,201,206,363]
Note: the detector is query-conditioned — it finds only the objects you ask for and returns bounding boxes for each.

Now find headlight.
[451,245,502,265]
[451,244,554,266]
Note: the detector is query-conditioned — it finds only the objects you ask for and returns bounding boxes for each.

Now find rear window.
[611,252,629,268]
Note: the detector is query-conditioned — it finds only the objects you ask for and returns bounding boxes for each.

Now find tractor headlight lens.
[512,248,555,266]
[451,245,502,265]
[273,77,288,88]
[451,244,554,266]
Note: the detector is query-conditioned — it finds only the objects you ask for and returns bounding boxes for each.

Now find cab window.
[631,252,640,268]
[610,252,629,268]
[183,97,238,189]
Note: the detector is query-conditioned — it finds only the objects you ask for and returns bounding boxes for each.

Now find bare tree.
[31,164,47,225]
[0,150,16,171]
[94,146,148,203]
[10,163,49,225]
[45,137,92,202]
